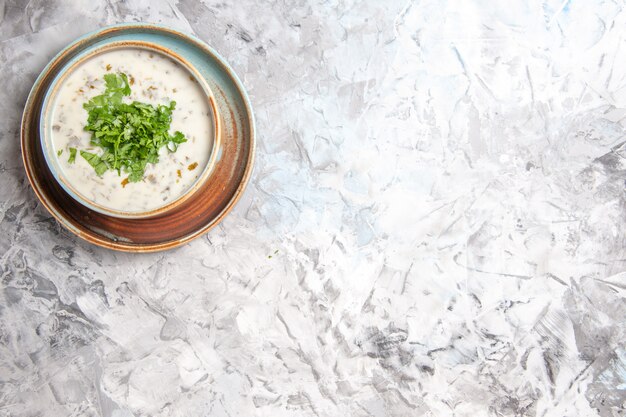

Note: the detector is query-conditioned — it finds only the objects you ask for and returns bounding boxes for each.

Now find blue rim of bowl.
[39,39,221,219]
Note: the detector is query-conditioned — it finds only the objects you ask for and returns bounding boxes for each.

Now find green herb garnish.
[57,150,63,157]
[68,147,77,164]
[80,150,108,176]
[80,72,187,182]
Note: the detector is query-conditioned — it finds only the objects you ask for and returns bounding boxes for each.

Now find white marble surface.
[1,0,625,416]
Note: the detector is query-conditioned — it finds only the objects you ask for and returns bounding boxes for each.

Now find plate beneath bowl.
[21,23,255,252]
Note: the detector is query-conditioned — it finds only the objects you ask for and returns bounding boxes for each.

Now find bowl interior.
[39,41,220,219]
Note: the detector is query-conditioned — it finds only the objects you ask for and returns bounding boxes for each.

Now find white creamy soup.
[49,47,214,214]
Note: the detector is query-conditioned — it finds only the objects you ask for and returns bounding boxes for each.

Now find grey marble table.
[1,1,625,416]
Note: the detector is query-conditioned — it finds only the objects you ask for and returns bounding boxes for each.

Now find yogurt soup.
[48,47,215,214]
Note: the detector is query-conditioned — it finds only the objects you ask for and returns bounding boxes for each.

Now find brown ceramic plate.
[21,23,255,252]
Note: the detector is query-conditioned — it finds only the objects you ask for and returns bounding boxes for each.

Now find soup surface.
[50,47,214,213]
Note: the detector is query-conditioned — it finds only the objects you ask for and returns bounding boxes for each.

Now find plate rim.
[21,23,256,252]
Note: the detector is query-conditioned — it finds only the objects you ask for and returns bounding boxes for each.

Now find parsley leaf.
[68,147,77,164]
[80,72,187,182]
[80,151,108,176]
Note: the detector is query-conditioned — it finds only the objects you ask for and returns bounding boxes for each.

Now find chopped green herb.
[80,150,108,176]
[79,72,187,181]
[57,149,63,157]
[68,147,77,164]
